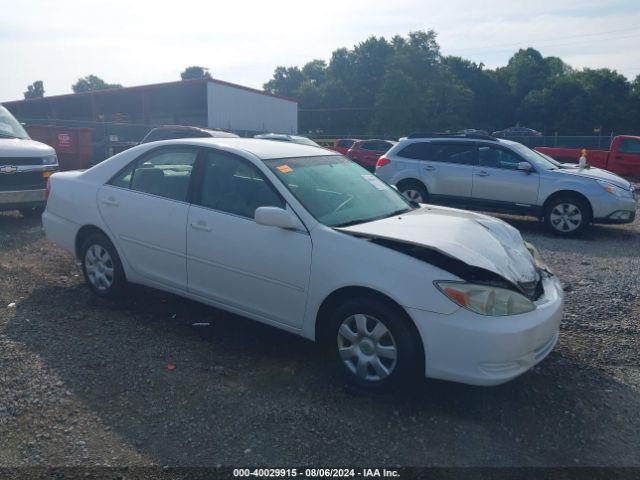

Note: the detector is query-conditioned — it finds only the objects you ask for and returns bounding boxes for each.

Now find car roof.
[354,139,395,145]
[148,137,335,159]
[254,133,314,141]
[395,136,515,146]
[149,125,239,137]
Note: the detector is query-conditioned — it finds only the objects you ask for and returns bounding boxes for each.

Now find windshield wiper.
[333,218,377,228]
[334,208,412,228]
[382,208,413,219]
[0,132,19,139]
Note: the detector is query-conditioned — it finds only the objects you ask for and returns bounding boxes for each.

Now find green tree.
[497,48,550,101]
[72,75,122,93]
[443,56,511,131]
[372,70,424,135]
[263,66,304,97]
[301,60,327,85]
[24,80,44,99]
[180,66,211,80]
[575,68,631,134]
[264,30,639,137]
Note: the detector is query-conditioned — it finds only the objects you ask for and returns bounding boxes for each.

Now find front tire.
[544,195,590,236]
[328,297,423,390]
[80,233,127,299]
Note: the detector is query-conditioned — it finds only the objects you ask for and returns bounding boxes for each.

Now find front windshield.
[0,106,29,139]
[509,142,557,170]
[265,155,413,227]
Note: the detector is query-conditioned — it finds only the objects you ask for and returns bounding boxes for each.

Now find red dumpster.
[24,125,93,171]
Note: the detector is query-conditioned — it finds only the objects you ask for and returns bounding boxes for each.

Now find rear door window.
[109,147,198,202]
[430,143,478,165]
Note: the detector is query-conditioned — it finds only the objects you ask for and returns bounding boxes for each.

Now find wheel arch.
[75,225,114,260]
[542,190,593,221]
[314,286,425,357]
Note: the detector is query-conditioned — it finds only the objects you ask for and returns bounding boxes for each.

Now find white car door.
[186,149,312,328]
[414,142,476,203]
[98,146,199,290]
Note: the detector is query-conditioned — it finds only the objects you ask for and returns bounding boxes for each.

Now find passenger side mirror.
[254,206,298,230]
[517,162,533,173]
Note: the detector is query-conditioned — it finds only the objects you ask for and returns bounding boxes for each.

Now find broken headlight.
[525,241,552,275]
[435,281,536,316]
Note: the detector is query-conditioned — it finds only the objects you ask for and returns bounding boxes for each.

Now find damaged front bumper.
[407,274,563,386]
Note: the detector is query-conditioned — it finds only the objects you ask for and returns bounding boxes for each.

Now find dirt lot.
[1,207,639,468]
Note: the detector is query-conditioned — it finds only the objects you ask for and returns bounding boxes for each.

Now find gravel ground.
[0,201,639,468]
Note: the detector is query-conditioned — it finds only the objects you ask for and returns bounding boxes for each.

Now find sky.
[1,0,640,102]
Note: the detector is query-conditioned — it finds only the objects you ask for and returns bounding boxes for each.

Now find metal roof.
[2,78,298,105]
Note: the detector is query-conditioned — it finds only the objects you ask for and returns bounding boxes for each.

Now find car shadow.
[4,283,640,466]
[0,212,43,252]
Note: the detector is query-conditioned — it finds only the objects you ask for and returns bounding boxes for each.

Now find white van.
[0,105,58,217]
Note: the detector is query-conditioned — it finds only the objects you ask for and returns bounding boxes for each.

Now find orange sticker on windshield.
[277,164,293,173]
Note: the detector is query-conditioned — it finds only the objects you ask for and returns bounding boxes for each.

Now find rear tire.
[544,195,590,236]
[399,181,428,204]
[326,297,423,391]
[80,233,127,299]
[19,207,44,219]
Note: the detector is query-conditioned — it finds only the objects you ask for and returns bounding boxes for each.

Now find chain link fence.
[19,116,619,165]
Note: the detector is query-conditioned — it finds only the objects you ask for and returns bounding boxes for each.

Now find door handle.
[190,220,212,232]
[615,155,623,160]
[101,196,119,206]
[475,171,490,177]
[423,165,436,171]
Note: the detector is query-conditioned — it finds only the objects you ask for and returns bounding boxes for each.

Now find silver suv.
[375,133,637,236]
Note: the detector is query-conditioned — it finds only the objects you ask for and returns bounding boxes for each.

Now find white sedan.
[43,138,563,389]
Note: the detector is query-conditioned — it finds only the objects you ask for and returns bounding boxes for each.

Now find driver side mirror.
[255,206,298,230]
[517,162,533,173]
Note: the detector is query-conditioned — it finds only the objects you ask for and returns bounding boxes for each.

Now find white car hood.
[338,205,539,284]
[0,138,55,157]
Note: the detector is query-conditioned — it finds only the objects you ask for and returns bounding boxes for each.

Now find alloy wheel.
[550,202,582,232]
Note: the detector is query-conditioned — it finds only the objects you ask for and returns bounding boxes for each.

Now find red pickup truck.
[536,135,640,177]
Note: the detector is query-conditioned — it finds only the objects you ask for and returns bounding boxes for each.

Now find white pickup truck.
[0,105,58,217]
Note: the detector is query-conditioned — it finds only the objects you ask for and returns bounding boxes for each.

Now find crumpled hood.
[337,205,539,284]
[0,138,55,158]
[552,165,631,190]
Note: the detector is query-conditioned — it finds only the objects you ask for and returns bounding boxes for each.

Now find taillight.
[45,177,51,200]
[376,157,391,168]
